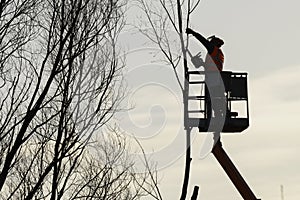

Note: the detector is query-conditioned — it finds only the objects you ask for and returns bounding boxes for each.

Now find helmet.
[208,35,224,47]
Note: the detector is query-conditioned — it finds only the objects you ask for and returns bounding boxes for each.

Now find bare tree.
[0,0,161,199]
[135,0,202,199]
[67,129,160,200]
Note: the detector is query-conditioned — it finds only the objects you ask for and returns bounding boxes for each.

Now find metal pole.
[281,185,284,200]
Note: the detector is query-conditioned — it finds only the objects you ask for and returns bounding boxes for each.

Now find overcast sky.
[119,0,300,199]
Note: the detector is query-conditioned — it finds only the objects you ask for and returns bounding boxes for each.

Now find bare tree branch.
[0,0,161,199]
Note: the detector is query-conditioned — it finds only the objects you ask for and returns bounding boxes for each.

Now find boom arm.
[212,140,261,200]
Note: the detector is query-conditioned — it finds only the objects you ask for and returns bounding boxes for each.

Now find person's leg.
[212,85,227,117]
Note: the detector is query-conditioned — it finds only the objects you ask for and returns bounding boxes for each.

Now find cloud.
[251,65,300,104]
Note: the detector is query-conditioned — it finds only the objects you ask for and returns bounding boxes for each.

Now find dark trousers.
[205,84,226,125]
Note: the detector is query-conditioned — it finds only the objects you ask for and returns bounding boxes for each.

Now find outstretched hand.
[186,28,194,34]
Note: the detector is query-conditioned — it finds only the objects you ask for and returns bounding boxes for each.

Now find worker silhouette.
[186,28,224,71]
[186,28,226,130]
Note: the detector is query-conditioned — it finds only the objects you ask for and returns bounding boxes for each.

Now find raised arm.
[186,28,214,54]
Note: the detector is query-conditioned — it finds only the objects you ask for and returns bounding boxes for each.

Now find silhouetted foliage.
[0,0,160,199]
